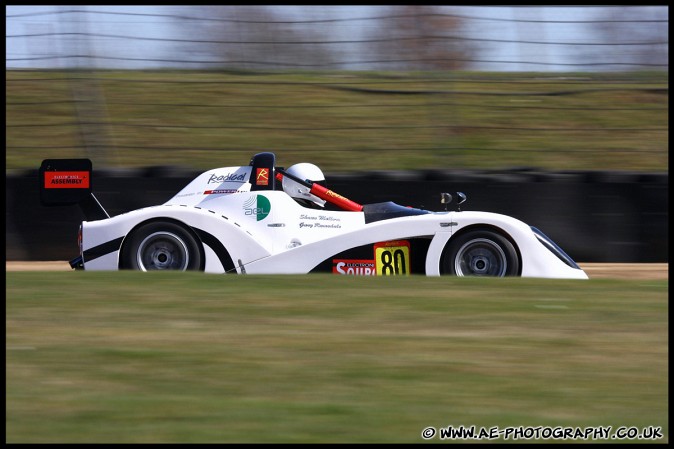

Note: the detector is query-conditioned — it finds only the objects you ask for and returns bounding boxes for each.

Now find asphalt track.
[5,262,668,280]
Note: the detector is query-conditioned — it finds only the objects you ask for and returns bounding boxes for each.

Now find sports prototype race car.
[39,153,588,279]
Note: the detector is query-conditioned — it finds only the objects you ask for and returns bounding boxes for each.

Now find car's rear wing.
[39,158,109,221]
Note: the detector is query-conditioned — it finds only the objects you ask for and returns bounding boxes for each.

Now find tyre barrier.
[6,168,667,263]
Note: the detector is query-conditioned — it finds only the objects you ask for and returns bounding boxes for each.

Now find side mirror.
[439,192,467,211]
[456,192,466,211]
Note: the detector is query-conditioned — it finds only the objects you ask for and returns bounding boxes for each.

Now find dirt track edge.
[5,261,668,280]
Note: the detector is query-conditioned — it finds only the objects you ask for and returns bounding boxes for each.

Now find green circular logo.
[243,194,271,221]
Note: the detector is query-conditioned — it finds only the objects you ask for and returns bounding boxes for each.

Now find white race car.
[39,153,588,279]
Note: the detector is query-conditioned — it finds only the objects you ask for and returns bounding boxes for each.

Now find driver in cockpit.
[281,163,327,209]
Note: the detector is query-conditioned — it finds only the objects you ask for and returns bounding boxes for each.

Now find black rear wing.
[39,159,109,221]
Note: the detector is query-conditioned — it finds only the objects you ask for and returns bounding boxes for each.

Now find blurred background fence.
[5,6,668,262]
[7,6,669,72]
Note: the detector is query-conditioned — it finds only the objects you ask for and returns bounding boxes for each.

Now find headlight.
[531,226,581,270]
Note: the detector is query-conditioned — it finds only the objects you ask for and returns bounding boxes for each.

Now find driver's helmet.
[282,163,326,208]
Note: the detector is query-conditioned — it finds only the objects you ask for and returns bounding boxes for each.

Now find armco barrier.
[6,168,667,263]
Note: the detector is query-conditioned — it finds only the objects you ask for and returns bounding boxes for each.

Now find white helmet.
[282,163,326,208]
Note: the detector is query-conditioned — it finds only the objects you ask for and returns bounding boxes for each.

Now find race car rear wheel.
[120,221,204,271]
[442,229,520,277]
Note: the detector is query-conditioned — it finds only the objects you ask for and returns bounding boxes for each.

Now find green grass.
[6,272,668,443]
[5,70,668,172]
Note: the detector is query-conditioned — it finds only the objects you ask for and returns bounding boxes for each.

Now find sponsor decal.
[333,259,376,276]
[374,240,411,275]
[204,189,238,195]
[325,189,349,201]
[174,192,198,198]
[298,213,342,229]
[44,171,89,189]
[208,172,247,184]
[243,194,271,221]
[256,167,269,186]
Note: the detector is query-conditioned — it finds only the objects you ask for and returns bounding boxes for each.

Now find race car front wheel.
[120,221,204,271]
[442,229,520,277]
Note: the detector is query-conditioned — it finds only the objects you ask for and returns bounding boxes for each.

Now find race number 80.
[374,240,411,275]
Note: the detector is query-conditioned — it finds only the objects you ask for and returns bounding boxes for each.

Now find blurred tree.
[582,6,668,70]
[173,5,338,70]
[363,5,479,71]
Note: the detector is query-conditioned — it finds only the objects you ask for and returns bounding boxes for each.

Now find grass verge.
[6,272,668,443]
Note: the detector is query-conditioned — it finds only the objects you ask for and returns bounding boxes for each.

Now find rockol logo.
[243,195,271,221]
[256,167,269,186]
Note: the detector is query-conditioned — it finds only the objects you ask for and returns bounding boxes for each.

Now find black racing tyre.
[442,229,520,277]
[120,221,204,271]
